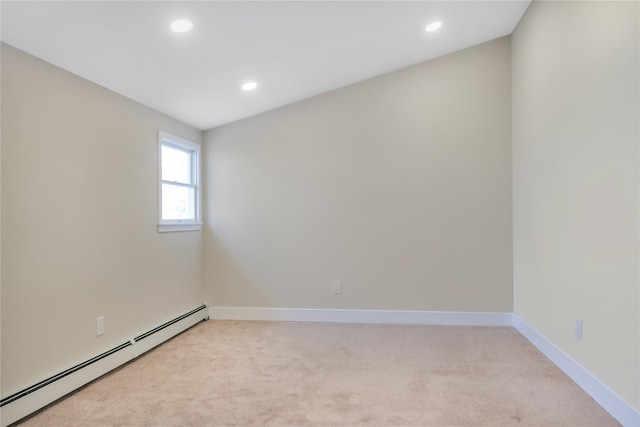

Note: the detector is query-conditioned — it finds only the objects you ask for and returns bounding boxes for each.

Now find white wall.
[204,37,512,313]
[512,0,639,410]
[1,44,203,395]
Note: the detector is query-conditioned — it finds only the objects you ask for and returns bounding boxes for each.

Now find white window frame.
[158,130,202,233]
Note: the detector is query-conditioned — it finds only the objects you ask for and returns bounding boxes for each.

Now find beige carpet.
[15,320,619,426]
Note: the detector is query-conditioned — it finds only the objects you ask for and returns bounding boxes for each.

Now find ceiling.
[1,1,530,130]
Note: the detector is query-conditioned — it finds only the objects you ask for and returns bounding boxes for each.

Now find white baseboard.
[0,345,133,427]
[209,306,514,326]
[3,306,636,427]
[130,307,207,358]
[0,305,208,427]
[212,307,638,426]
[513,314,640,427]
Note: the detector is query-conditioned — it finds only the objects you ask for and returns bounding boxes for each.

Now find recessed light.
[170,19,193,33]
[242,82,258,91]
[425,21,442,32]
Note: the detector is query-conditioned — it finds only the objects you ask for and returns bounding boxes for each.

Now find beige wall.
[1,44,203,394]
[3,0,637,416]
[512,0,639,410]
[0,35,3,399]
[204,37,512,312]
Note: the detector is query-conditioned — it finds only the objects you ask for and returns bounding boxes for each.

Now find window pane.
[162,144,192,184]
[162,183,195,220]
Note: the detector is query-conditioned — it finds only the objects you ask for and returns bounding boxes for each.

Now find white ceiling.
[1,1,530,130]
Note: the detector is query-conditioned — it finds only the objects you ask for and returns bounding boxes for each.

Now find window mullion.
[162,180,196,189]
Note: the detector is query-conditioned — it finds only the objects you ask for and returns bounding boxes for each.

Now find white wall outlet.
[575,319,583,340]
[97,316,105,337]
[331,280,342,294]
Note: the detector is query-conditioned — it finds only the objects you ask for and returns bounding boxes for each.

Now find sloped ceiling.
[1,1,530,130]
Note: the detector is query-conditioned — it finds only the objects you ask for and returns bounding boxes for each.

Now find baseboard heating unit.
[0,304,208,427]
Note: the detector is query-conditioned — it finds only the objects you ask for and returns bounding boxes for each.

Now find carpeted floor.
[15,320,619,426]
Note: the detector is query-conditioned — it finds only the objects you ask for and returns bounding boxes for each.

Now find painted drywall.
[1,44,203,395]
[512,0,639,410]
[0,31,3,404]
[204,37,512,312]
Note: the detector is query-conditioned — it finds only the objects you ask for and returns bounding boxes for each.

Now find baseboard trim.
[513,314,640,427]
[0,344,133,427]
[209,306,514,326]
[2,307,635,426]
[212,307,638,425]
[0,304,208,427]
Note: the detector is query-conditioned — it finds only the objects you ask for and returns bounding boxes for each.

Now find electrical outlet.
[97,316,105,337]
[331,280,342,294]
[575,319,583,340]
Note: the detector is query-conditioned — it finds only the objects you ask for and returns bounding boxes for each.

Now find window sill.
[157,223,203,233]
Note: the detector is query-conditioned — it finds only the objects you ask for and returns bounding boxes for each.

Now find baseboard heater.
[0,304,209,427]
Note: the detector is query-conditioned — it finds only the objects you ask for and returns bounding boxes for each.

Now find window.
[158,131,202,232]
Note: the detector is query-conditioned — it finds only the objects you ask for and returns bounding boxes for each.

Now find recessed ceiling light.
[242,82,258,91]
[425,21,442,32]
[170,19,193,33]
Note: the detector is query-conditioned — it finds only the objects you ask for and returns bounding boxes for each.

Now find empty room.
[1,1,638,426]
